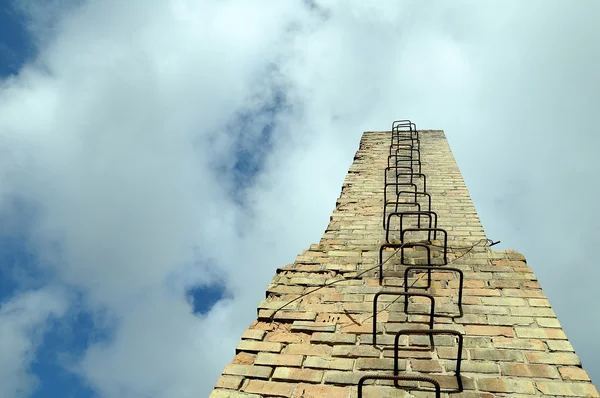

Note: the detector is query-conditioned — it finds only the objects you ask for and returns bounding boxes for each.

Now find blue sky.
[0,3,32,76]
[1,1,600,397]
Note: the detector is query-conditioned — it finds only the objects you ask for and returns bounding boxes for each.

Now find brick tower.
[210,124,598,397]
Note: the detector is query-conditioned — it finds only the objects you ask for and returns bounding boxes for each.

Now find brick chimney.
[210,128,598,397]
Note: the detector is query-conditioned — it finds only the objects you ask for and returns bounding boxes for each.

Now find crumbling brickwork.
[211,130,598,397]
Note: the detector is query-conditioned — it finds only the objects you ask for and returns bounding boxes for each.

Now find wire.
[267,245,406,322]
[403,238,490,251]
[363,237,488,324]
[268,237,492,323]
[359,266,429,324]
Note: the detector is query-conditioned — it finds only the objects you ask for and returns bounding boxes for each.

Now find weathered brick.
[327,294,365,302]
[437,346,468,359]
[559,367,592,381]
[288,277,326,286]
[528,298,550,307]
[463,303,508,315]
[465,325,513,337]
[332,345,379,357]
[271,311,317,321]
[453,314,488,324]
[358,386,414,398]
[243,380,296,397]
[410,359,443,372]
[547,340,575,352]
[536,381,599,396]
[342,302,372,312]
[476,377,535,394]
[301,303,340,312]
[537,317,561,328]
[303,356,354,371]
[232,352,256,365]
[510,306,556,317]
[272,367,324,383]
[222,364,273,379]
[408,334,457,347]
[488,280,521,288]
[284,343,331,356]
[355,357,403,370]
[462,336,492,348]
[323,371,375,385]
[464,288,500,296]
[491,259,526,267]
[214,375,243,389]
[434,374,477,390]
[327,250,361,257]
[480,297,527,306]
[255,353,303,367]
[492,272,536,280]
[258,300,299,311]
[210,390,260,398]
[470,348,524,362]
[310,332,356,345]
[291,321,336,333]
[291,384,349,398]
[451,392,495,398]
[338,286,382,294]
[487,315,534,326]
[457,280,486,288]
[242,329,266,341]
[267,284,305,295]
[358,333,395,346]
[501,363,560,378]
[492,337,545,351]
[382,348,433,359]
[266,332,308,344]
[526,352,582,366]
[446,360,498,374]
[236,340,282,353]
[514,327,567,340]
[502,289,545,298]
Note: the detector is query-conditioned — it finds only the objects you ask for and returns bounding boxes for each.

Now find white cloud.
[1,0,600,397]
[0,288,68,398]
[78,293,238,398]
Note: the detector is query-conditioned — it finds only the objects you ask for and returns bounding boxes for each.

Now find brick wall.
[210,130,598,397]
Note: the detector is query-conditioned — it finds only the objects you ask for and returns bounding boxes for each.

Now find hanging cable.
[268,236,497,323]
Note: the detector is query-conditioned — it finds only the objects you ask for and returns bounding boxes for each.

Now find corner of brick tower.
[210,130,598,397]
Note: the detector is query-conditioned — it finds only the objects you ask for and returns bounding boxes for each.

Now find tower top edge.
[365,129,444,133]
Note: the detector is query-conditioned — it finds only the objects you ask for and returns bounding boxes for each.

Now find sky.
[0,0,599,397]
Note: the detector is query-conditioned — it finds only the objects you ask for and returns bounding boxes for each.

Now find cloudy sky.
[0,0,599,397]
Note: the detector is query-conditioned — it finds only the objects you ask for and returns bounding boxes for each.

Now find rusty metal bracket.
[394,329,464,392]
[384,170,427,198]
[391,126,419,150]
[384,182,418,210]
[385,211,439,243]
[389,145,420,160]
[395,191,431,213]
[392,121,418,140]
[372,291,435,346]
[378,243,433,284]
[391,140,420,153]
[383,201,421,229]
[404,266,464,318]
[358,375,440,398]
[392,119,417,132]
[390,146,420,160]
[388,154,422,174]
[383,190,431,229]
[401,228,448,265]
